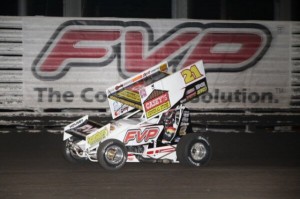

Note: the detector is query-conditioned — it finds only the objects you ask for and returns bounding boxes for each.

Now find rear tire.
[176,133,211,166]
[97,139,127,171]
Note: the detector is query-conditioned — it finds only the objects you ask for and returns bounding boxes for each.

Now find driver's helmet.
[163,110,175,126]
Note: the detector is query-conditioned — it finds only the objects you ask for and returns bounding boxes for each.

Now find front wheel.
[176,133,211,167]
[97,139,127,171]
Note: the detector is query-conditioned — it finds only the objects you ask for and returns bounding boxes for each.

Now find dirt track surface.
[1,132,300,199]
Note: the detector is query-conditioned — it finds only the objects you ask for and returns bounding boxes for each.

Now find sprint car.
[62,60,211,170]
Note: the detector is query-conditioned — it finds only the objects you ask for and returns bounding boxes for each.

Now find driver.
[162,110,177,143]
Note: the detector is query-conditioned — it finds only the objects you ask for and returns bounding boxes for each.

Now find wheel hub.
[190,142,207,161]
[105,146,124,165]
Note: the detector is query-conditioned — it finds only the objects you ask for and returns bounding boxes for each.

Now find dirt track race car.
[62,60,211,170]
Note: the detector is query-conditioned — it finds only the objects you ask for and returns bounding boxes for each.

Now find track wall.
[1,17,299,132]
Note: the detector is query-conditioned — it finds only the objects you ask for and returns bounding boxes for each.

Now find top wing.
[106,62,169,119]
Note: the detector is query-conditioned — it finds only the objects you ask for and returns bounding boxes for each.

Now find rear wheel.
[176,133,211,166]
[97,139,127,171]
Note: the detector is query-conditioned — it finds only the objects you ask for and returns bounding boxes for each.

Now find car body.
[62,60,211,170]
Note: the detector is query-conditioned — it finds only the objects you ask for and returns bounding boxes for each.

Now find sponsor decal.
[112,101,130,118]
[144,90,171,118]
[196,82,208,95]
[127,154,136,161]
[109,95,143,110]
[124,127,160,144]
[180,79,208,104]
[69,118,84,129]
[159,63,168,72]
[87,127,108,146]
[117,89,141,103]
[147,146,176,155]
[139,88,147,99]
[32,20,272,81]
[113,81,145,104]
[75,124,98,135]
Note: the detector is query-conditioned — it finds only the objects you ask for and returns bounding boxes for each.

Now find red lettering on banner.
[124,128,160,144]
[125,32,262,73]
[32,20,271,80]
[40,30,120,72]
[183,33,262,67]
[125,31,198,72]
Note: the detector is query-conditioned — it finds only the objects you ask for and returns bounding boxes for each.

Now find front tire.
[97,139,127,171]
[176,133,211,166]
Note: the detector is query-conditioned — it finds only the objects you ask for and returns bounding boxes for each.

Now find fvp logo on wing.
[32,20,272,81]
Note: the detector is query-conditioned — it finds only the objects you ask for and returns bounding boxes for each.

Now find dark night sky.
[0,0,299,20]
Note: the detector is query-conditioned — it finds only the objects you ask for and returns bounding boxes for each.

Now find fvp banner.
[23,17,291,109]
